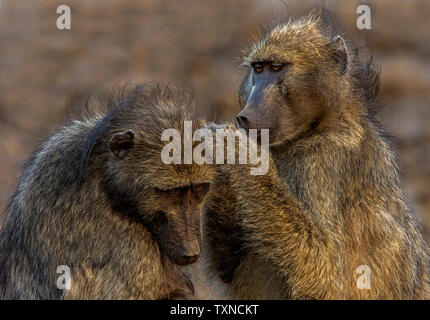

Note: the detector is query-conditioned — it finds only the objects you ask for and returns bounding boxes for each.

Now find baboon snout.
[236,114,250,131]
[236,110,258,131]
[174,240,200,266]
[237,107,274,136]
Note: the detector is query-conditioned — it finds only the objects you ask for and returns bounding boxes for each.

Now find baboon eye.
[253,64,263,73]
[192,183,210,195]
[271,64,282,72]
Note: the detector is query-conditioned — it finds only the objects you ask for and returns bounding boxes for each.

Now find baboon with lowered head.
[205,13,430,299]
[0,83,214,299]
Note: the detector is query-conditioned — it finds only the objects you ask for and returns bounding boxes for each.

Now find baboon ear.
[109,129,135,159]
[328,35,349,75]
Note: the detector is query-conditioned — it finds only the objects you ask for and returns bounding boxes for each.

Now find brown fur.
[205,13,430,299]
[0,83,214,299]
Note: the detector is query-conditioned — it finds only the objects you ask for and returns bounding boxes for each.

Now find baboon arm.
[203,122,249,283]
[205,123,333,296]
[228,164,335,299]
[204,173,246,283]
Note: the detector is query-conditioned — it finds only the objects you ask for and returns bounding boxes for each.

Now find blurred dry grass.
[0,0,429,243]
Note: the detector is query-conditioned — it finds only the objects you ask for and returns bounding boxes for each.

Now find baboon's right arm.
[209,159,335,299]
[203,122,248,283]
[204,122,331,295]
[204,171,246,283]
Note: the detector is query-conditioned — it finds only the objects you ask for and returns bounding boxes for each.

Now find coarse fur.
[205,12,430,299]
[0,82,216,299]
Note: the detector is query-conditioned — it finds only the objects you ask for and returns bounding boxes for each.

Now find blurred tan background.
[0,0,429,242]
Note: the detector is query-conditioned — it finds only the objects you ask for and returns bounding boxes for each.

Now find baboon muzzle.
[237,69,276,131]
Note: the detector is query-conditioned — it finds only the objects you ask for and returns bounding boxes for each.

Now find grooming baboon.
[0,83,214,299]
[205,13,430,299]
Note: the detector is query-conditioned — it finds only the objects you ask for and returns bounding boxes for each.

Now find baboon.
[0,83,214,299]
[205,13,430,299]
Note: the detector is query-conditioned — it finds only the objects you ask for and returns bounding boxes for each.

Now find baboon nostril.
[236,115,249,130]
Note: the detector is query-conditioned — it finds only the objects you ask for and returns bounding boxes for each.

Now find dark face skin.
[150,183,210,266]
[236,62,288,143]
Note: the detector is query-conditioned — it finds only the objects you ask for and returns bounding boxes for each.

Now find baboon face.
[237,19,346,145]
[237,62,297,144]
[108,127,213,266]
[150,183,210,265]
